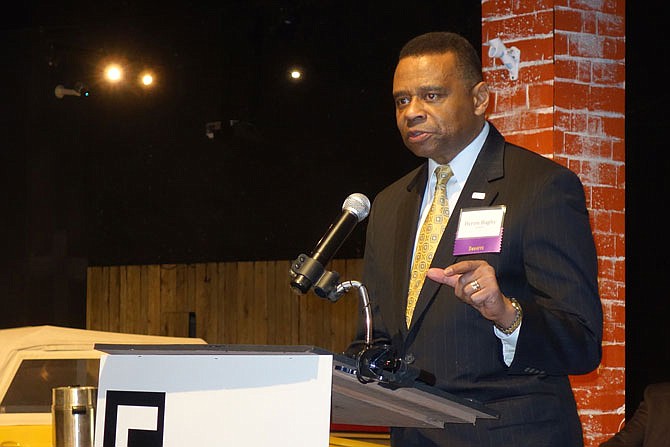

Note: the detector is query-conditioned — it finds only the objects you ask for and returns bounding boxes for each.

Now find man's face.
[392,52,489,164]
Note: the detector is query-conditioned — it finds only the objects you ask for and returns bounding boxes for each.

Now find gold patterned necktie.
[406,165,454,327]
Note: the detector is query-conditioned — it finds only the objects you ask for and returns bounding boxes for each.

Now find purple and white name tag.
[453,205,506,255]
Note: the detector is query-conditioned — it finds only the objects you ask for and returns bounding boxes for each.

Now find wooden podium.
[93,344,497,446]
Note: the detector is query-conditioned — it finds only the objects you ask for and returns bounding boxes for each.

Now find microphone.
[290,193,370,296]
[312,193,370,266]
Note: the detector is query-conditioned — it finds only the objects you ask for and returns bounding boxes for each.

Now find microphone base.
[353,344,434,388]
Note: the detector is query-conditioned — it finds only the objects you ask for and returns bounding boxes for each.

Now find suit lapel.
[407,127,506,331]
[392,165,427,336]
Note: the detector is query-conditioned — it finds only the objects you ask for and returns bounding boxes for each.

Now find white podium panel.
[94,350,332,447]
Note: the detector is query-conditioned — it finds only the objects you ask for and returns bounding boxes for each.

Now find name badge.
[453,205,506,255]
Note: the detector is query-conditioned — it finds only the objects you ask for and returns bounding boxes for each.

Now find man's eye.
[425,93,440,100]
[395,97,410,106]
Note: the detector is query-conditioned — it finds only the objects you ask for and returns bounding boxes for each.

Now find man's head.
[393,32,489,164]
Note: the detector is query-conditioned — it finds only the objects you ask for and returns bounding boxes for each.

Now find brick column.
[481,1,625,446]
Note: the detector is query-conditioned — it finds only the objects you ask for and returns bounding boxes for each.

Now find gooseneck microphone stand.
[290,256,425,387]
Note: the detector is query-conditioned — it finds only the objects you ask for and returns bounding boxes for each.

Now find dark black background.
[0,1,666,417]
[623,2,669,415]
[2,0,481,330]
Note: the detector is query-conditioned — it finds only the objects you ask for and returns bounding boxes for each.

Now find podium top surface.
[95,343,331,356]
[94,343,498,428]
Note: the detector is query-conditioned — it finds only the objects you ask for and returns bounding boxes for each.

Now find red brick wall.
[481,1,625,446]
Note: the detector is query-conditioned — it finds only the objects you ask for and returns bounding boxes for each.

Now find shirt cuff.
[494,323,521,366]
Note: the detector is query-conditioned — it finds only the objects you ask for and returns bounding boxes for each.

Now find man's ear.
[472,81,490,116]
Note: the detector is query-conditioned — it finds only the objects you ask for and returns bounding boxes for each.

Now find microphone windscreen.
[342,193,370,222]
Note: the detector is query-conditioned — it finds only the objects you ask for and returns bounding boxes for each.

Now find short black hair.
[399,32,483,85]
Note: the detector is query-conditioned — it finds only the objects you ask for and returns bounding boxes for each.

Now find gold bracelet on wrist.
[495,297,523,335]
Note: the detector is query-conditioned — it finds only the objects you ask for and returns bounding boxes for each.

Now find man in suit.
[600,382,670,446]
[355,31,603,446]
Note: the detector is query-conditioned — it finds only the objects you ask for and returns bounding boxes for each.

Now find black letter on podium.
[102,390,166,447]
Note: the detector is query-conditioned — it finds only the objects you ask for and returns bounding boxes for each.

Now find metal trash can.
[52,386,97,447]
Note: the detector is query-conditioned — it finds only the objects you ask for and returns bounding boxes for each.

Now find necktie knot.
[435,165,453,187]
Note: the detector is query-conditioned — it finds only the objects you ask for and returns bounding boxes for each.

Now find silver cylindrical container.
[52,386,97,447]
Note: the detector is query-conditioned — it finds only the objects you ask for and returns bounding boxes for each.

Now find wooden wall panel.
[220,262,238,343]
[269,260,300,346]
[234,261,255,344]
[86,266,108,331]
[160,265,176,311]
[138,265,150,334]
[86,259,364,353]
[146,264,161,335]
[125,268,139,332]
[108,266,121,332]
[195,262,218,343]
[252,261,269,344]
[175,264,196,314]
[159,264,177,335]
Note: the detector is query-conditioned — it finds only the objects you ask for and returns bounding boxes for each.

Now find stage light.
[95,58,160,94]
[139,71,154,87]
[288,67,304,83]
[104,64,123,83]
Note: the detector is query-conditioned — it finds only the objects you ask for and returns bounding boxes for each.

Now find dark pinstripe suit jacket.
[359,124,603,446]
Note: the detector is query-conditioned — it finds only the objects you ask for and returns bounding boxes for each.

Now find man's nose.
[404,98,426,121]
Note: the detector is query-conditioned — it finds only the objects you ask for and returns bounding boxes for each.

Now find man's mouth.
[407,130,431,143]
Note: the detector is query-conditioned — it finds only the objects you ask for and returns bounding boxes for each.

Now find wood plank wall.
[86,258,364,354]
